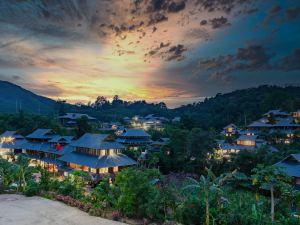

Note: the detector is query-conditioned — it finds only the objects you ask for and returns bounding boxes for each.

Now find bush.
[24,181,41,196]
[55,195,92,212]
[175,195,205,225]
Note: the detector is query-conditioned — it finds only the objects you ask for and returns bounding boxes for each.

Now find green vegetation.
[1,85,300,224]
[0,157,299,224]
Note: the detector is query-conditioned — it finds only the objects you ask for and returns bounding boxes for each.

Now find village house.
[247,109,300,143]
[222,124,239,137]
[58,113,96,127]
[274,154,300,190]
[100,122,125,134]
[130,114,167,130]
[150,137,170,152]
[0,131,27,161]
[116,128,152,150]
[20,129,74,172]
[216,134,276,159]
[58,133,137,178]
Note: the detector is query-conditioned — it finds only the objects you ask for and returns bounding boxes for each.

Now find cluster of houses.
[123,114,181,131]
[0,125,170,180]
[0,128,151,179]
[218,109,300,158]
[217,109,300,190]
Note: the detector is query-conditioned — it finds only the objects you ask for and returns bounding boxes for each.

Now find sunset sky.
[0,0,299,107]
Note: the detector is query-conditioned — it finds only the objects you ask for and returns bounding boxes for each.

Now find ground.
[0,194,126,225]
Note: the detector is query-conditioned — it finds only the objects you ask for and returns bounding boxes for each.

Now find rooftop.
[71,133,125,150]
[275,154,300,178]
[118,129,150,137]
[26,129,56,139]
[58,113,96,120]
[59,152,137,169]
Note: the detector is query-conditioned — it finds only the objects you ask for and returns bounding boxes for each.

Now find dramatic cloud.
[0,1,299,107]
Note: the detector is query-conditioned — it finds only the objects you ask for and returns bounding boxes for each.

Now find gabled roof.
[275,154,300,178]
[48,135,74,143]
[1,139,28,149]
[248,120,273,128]
[0,131,24,139]
[118,129,150,137]
[273,118,300,127]
[263,109,290,117]
[223,124,237,129]
[71,133,125,150]
[59,152,137,169]
[26,129,55,139]
[58,113,96,120]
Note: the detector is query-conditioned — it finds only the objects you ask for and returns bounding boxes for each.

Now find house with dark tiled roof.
[21,129,75,172]
[247,109,300,144]
[0,131,27,161]
[222,124,239,137]
[59,133,136,177]
[216,134,277,159]
[150,137,170,152]
[129,114,168,130]
[263,109,290,118]
[58,113,96,127]
[116,129,152,149]
[274,154,300,190]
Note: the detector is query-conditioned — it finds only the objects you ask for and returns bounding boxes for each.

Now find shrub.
[24,181,41,196]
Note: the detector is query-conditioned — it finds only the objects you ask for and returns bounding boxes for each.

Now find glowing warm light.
[0,137,15,143]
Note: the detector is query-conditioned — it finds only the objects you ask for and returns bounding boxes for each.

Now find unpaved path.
[0,194,127,225]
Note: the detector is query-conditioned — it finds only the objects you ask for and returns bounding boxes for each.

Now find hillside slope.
[0,81,56,114]
[175,85,300,129]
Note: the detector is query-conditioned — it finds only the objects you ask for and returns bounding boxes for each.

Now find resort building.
[263,109,290,118]
[21,129,74,172]
[116,128,152,149]
[150,138,170,152]
[222,124,239,137]
[216,134,276,159]
[100,122,125,134]
[0,131,27,161]
[58,133,137,177]
[247,109,300,143]
[129,114,167,130]
[274,154,300,190]
[58,113,96,127]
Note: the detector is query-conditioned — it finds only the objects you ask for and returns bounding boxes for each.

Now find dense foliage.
[1,159,299,225]
[176,85,300,129]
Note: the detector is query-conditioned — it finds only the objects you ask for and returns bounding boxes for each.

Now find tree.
[113,168,161,218]
[56,99,67,116]
[252,165,291,222]
[186,128,216,173]
[76,116,92,138]
[183,168,237,225]
[14,156,32,192]
[94,96,109,109]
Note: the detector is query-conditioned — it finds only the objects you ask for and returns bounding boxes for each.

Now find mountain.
[175,85,300,129]
[0,81,56,114]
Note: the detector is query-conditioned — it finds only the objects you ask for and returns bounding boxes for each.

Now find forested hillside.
[176,85,300,129]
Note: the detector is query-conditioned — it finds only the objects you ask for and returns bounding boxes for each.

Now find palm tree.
[183,168,237,225]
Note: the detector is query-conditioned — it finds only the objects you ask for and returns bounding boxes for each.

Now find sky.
[0,0,299,108]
